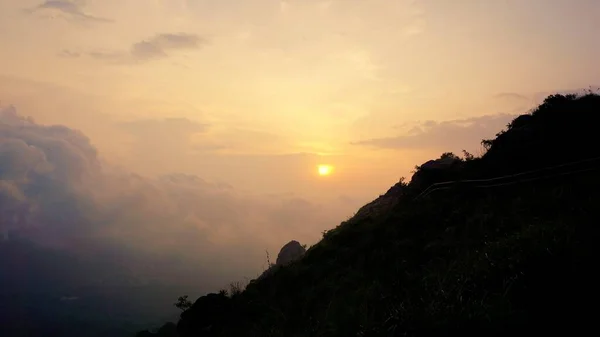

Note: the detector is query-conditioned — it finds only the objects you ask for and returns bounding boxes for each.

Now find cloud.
[131,33,207,59]
[29,0,112,23]
[531,86,600,105]
[82,33,207,63]
[494,92,529,101]
[116,117,210,160]
[0,105,343,289]
[190,128,289,155]
[86,50,115,58]
[496,87,600,106]
[118,117,209,136]
[132,41,168,59]
[352,114,516,152]
[58,49,81,58]
[0,105,101,246]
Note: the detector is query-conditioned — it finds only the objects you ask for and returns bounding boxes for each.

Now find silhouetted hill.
[153,93,600,336]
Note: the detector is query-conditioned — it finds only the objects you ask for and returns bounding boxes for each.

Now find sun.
[317,165,334,176]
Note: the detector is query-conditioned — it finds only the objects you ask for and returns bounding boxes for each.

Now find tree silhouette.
[174,295,192,311]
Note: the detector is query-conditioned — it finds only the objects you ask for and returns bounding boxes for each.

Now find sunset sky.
[1,0,600,282]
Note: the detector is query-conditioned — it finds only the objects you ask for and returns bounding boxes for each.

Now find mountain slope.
[172,93,600,337]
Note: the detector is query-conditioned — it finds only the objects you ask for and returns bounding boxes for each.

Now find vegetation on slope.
[141,92,600,337]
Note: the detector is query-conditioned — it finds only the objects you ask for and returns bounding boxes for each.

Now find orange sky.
[1,0,600,278]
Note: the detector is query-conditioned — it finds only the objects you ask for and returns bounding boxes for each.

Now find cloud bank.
[352,114,516,153]
[0,105,341,289]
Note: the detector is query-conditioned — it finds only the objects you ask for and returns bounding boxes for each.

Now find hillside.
[143,92,600,337]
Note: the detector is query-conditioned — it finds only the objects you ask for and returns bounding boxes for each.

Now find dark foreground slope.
[163,93,600,337]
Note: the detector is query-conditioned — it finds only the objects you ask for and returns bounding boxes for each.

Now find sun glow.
[318,165,333,176]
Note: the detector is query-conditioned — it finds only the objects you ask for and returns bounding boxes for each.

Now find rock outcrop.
[275,240,306,266]
[254,240,306,282]
[347,180,408,224]
[410,155,464,190]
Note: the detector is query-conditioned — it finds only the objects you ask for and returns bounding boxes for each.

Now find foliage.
[440,152,461,161]
[265,250,273,270]
[228,281,244,297]
[155,93,600,337]
[461,149,475,161]
[481,139,493,151]
[174,296,193,312]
